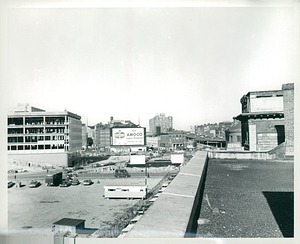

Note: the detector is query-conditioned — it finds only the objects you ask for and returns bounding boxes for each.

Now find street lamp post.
[145,162,147,186]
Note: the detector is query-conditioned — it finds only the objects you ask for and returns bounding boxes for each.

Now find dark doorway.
[275,125,285,145]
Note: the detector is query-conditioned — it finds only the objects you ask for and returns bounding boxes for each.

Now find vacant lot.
[8,177,162,236]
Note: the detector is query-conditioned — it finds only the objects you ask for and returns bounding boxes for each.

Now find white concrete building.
[7,104,82,167]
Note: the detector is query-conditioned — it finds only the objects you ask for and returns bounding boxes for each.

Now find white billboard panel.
[130,155,146,165]
[171,154,184,164]
[250,97,283,112]
[112,128,145,146]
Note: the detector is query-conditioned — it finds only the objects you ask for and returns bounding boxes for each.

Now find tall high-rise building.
[95,122,111,150]
[149,113,173,135]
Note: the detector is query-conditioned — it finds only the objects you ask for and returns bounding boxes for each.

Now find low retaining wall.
[124,151,209,238]
[208,150,272,160]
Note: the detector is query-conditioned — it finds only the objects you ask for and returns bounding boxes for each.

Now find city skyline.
[1,3,297,131]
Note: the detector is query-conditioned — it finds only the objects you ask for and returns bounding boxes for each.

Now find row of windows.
[229,135,241,143]
[8,128,67,134]
[8,117,68,126]
[8,144,66,150]
[169,135,184,138]
[8,136,66,143]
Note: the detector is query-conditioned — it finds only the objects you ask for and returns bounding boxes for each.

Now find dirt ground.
[7,177,162,237]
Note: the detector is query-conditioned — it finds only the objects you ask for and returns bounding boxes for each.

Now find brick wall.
[249,119,284,151]
[282,83,294,156]
[257,133,278,151]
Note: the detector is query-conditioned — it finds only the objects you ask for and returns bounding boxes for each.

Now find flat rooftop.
[197,158,294,238]
[53,218,85,226]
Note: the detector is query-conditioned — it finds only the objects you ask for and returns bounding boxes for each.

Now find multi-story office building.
[159,130,187,150]
[194,122,232,138]
[149,113,173,136]
[82,123,87,149]
[95,122,111,151]
[7,104,82,167]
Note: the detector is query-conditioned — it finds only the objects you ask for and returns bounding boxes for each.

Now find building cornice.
[234,111,284,121]
[8,111,81,120]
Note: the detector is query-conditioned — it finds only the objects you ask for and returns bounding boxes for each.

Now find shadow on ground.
[263,191,294,237]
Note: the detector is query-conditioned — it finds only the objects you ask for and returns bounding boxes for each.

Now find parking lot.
[8,177,162,236]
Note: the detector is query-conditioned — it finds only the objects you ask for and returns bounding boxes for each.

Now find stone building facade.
[159,130,187,150]
[149,113,173,136]
[95,123,111,151]
[225,120,242,150]
[234,83,294,155]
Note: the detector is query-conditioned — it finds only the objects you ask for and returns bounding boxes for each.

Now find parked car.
[168,173,177,180]
[64,169,73,174]
[67,173,78,178]
[83,179,93,186]
[7,181,15,188]
[60,180,71,187]
[114,169,131,178]
[29,180,41,188]
[74,165,84,170]
[71,179,80,186]
[162,182,169,188]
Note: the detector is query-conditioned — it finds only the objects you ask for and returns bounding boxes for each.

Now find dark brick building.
[234,83,294,155]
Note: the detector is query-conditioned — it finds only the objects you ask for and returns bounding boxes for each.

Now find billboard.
[250,97,283,112]
[171,154,184,164]
[129,155,146,165]
[111,128,146,146]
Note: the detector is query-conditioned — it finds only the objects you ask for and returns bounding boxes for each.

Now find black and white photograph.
[0,0,298,243]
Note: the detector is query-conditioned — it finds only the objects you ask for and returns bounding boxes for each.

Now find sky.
[2,3,298,131]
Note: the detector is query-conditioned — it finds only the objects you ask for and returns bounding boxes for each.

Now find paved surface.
[197,159,294,238]
[7,177,162,236]
[125,151,208,238]
[8,170,168,181]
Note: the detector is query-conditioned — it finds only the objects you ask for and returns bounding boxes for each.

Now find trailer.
[45,172,63,186]
[103,185,147,199]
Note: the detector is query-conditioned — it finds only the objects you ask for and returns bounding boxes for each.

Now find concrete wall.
[8,153,68,167]
[249,118,285,151]
[124,151,209,238]
[227,142,243,151]
[208,150,272,160]
[282,83,294,156]
[69,117,82,152]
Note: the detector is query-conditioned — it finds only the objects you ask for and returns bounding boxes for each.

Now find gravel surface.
[8,177,162,236]
[197,159,294,238]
